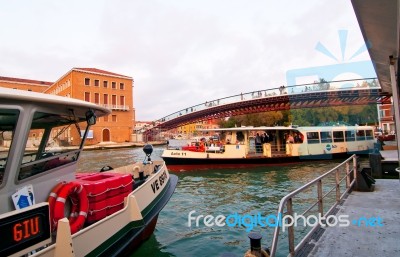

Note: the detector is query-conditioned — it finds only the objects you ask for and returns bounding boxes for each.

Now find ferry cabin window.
[18,112,85,181]
[356,130,366,141]
[345,130,356,141]
[236,131,245,143]
[320,131,332,143]
[365,130,373,140]
[0,109,20,186]
[333,131,344,142]
[307,132,320,144]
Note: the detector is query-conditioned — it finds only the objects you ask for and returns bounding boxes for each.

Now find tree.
[219,104,378,128]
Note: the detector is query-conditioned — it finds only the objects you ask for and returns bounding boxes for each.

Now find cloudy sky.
[0,0,372,120]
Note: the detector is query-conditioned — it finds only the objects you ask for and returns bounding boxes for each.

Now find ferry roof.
[199,125,373,132]
[0,87,111,117]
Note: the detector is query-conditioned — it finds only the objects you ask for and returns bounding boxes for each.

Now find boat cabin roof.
[0,88,112,214]
[0,87,111,117]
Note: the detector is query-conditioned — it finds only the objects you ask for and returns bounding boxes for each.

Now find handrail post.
[335,168,340,202]
[353,156,358,188]
[345,161,350,189]
[287,199,295,256]
[317,179,323,216]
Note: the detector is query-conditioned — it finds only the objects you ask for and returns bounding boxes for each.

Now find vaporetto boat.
[0,88,178,257]
[162,125,376,171]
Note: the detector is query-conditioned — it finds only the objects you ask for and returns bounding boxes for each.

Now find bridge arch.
[150,78,390,132]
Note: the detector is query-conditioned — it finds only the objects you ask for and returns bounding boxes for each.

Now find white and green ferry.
[162,125,376,171]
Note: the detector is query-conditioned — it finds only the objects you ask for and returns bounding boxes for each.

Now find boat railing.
[269,154,358,257]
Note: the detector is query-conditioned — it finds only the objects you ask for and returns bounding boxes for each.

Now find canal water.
[77,142,352,257]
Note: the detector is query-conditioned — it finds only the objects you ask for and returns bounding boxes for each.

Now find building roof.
[73,68,132,79]
[0,76,53,86]
[135,121,153,124]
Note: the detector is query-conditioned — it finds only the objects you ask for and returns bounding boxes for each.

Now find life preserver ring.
[52,181,89,234]
[47,182,67,231]
[68,194,80,224]
[48,182,81,231]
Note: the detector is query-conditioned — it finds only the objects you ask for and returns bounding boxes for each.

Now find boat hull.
[162,152,368,171]
[26,166,178,257]
[91,174,178,257]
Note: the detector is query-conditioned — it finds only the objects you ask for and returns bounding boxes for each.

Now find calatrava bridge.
[148,78,391,131]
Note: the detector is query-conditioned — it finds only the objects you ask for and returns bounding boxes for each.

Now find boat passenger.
[255,133,262,153]
[294,133,302,143]
[263,132,270,143]
[287,134,294,144]
[199,141,205,151]
[260,133,265,143]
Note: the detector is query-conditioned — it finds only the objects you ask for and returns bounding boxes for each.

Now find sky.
[0,0,373,121]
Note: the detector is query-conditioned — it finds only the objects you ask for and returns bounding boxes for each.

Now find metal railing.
[269,155,358,257]
[154,78,379,125]
[101,104,130,111]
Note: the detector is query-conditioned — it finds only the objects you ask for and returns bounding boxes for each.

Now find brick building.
[0,68,135,144]
[377,102,395,134]
[0,76,52,92]
[177,119,221,138]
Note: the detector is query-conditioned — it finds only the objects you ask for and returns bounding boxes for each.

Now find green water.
[77,146,349,257]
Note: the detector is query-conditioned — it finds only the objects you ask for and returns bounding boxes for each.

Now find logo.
[188,210,384,232]
[326,144,332,151]
[286,29,376,90]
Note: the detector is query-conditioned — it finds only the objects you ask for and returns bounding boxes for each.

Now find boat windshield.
[17,111,88,181]
[0,109,20,186]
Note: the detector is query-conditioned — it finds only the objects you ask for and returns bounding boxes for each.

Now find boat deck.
[301,179,400,257]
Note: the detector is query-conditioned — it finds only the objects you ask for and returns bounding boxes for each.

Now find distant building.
[177,122,201,137]
[377,101,395,134]
[177,119,221,138]
[0,76,52,92]
[133,121,154,142]
[0,67,135,144]
[202,118,221,130]
[135,121,153,133]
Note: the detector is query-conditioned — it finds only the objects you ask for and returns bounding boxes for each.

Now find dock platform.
[306,179,400,256]
[380,150,399,162]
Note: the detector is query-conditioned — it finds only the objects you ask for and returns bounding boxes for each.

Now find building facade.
[176,119,221,138]
[377,102,395,134]
[0,68,135,144]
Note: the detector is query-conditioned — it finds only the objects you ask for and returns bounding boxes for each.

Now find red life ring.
[52,181,89,234]
[68,194,80,224]
[47,182,66,231]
